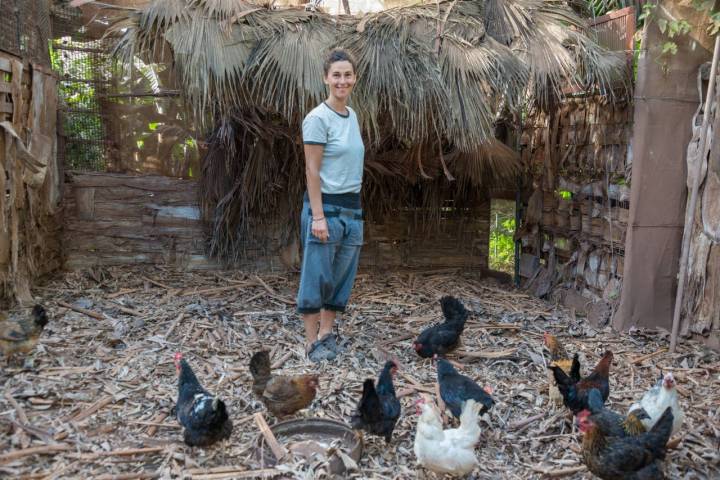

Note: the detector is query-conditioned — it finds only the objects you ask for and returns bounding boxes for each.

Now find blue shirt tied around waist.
[297,103,365,314]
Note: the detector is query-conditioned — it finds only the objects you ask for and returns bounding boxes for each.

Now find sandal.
[307,337,336,363]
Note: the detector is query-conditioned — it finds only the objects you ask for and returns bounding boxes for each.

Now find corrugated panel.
[590,6,636,54]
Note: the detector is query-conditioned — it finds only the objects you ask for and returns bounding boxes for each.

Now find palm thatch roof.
[110,0,628,264]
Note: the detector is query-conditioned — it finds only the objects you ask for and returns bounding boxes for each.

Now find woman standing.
[297,49,365,363]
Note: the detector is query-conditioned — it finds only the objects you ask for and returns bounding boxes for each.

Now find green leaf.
[658,18,668,34]
[148,122,160,131]
[661,41,678,55]
[639,3,656,22]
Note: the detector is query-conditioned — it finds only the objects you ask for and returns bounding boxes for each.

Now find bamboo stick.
[0,444,73,464]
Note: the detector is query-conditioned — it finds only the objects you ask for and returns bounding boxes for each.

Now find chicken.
[586,388,648,438]
[436,358,494,418]
[413,296,469,358]
[414,398,482,476]
[174,352,233,447]
[249,350,319,417]
[629,372,684,437]
[543,333,579,406]
[249,350,272,398]
[550,350,613,415]
[577,405,674,479]
[0,305,49,362]
[350,360,401,443]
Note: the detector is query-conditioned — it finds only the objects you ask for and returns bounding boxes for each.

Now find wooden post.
[670,35,720,352]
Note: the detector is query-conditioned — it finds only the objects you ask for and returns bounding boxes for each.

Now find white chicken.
[629,372,684,436]
[414,398,481,476]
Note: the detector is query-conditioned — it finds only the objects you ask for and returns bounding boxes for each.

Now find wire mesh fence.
[0,0,52,66]
[50,3,112,172]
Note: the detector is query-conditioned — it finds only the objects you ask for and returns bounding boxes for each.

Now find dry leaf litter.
[1,267,718,479]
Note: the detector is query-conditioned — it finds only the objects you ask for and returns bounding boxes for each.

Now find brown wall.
[0,55,62,305]
[63,173,491,272]
[615,5,714,332]
[518,96,633,322]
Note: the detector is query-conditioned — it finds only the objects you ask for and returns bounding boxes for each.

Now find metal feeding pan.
[254,418,363,475]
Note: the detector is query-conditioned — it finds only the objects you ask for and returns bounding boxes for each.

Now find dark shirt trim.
[304,141,327,145]
[322,102,350,118]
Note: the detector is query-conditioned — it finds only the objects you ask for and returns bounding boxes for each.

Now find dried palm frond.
[109,0,628,264]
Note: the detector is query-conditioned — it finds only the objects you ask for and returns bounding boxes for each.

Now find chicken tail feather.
[440,296,468,324]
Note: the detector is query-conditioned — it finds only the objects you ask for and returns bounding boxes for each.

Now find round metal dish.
[254,417,363,475]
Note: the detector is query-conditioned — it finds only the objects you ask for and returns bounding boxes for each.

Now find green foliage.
[661,42,678,55]
[708,10,720,35]
[490,200,516,274]
[638,1,717,75]
[50,37,110,171]
[556,190,572,200]
[657,19,692,38]
[587,0,630,19]
[638,3,656,24]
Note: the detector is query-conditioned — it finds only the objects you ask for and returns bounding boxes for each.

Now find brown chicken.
[551,350,613,415]
[249,350,319,417]
[578,406,674,479]
[0,305,48,362]
[543,333,578,406]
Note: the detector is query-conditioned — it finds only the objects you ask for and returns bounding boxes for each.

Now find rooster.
[413,296,469,358]
[249,350,319,417]
[350,360,401,443]
[174,353,233,447]
[587,388,648,438]
[0,305,49,363]
[629,372,684,437]
[550,350,613,415]
[543,333,579,406]
[414,397,482,476]
[436,358,494,418]
[578,406,674,479]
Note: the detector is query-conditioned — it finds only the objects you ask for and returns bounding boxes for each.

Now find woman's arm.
[304,144,328,242]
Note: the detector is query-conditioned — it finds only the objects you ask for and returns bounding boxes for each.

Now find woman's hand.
[312,217,329,242]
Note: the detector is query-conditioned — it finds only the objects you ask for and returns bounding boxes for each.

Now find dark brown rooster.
[249,350,319,417]
[550,350,613,414]
[350,360,401,443]
[174,353,233,447]
[578,405,674,479]
[0,305,48,363]
[586,388,648,438]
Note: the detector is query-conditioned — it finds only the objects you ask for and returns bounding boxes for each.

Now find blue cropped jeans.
[296,201,363,314]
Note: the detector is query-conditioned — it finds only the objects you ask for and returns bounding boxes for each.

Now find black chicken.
[350,360,401,443]
[436,358,494,418]
[550,350,613,415]
[174,352,233,447]
[413,296,469,358]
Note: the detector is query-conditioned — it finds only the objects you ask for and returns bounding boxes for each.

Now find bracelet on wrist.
[312,216,325,222]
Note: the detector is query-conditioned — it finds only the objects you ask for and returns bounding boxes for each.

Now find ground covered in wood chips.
[1,267,719,479]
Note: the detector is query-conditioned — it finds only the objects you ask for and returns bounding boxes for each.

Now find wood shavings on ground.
[1,266,718,479]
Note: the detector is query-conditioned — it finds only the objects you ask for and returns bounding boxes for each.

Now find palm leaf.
[109,0,628,264]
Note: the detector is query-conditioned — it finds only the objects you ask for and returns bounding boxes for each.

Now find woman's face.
[324,60,356,101]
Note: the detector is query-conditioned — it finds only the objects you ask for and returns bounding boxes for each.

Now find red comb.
[174,352,183,361]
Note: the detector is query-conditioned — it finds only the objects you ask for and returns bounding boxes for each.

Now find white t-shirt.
[302,102,365,194]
